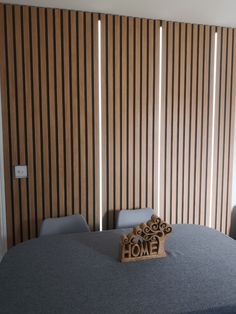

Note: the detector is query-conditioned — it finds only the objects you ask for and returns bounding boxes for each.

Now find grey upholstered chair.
[116,208,154,229]
[230,206,236,240]
[39,214,90,237]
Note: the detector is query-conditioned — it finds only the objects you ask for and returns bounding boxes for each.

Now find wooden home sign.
[120,215,172,262]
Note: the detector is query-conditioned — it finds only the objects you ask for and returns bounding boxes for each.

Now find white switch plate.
[14,165,28,179]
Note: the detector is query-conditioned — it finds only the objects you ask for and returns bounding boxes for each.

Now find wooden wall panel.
[0,3,236,244]
[101,16,236,232]
[0,4,99,246]
[212,28,236,234]
[101,15,160,229]
[161,22,216,226]
[226,30,236,235]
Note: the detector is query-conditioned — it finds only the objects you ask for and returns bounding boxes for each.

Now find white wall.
[2,0,236,28]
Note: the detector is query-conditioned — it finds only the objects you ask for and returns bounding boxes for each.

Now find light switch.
[14,165,28,179]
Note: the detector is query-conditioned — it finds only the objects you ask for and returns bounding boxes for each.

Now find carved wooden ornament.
[120,215,172,262]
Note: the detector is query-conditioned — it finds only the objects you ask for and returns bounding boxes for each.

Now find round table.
[0,224,236,314]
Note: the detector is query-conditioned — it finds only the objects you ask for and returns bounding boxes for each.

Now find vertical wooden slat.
[200,26,210,226]
[78,12,87,221]
[55,9,65,218]
[165,21,173,223]
[121,16,127,210]
[63,10,72,217]
[152,20,160,212]
[183,24,192,224]
[140,18,147,208]
[194,24,204,225]
[107,15,114,228]
[128,17,134,209]
[39,8,50,220]
[47,8,58,218]
[115,15,121,212]
[70,11,79,215]
[188,25,198,224]
[85,13,94,227]
[177,23,186,224]
[134,18,141,209]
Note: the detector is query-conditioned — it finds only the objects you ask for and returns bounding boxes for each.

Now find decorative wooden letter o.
[131,244,141,257]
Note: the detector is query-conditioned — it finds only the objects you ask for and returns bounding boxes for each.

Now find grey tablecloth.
[0,224,236,314]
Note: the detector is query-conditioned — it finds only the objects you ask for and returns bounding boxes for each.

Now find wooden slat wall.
[0,4,236,245]
[0,4,99,247]
[160,22,216,226]
[157,22,236,231]
[101,17,236,232]
[212,28,236,234]
[101,15,160,229]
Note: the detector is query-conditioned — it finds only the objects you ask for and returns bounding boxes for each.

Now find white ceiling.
[2,0,236,28]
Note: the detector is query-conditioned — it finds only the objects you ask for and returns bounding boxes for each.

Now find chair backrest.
[39,214,90,237]
[116,208,154,229]
[230,206,236,240]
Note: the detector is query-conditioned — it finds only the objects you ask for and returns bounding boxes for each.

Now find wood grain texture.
[177,23,186,224]
[14,5,28,241]
[134,18,141,209]
[140,19,147,209]
[226,29,236,234]
[0,5,99,246]
[6,4,21,244]
[121,16,128,211]
[161,22,216,227]
[54,8,65,219]
[152,20,160,212]
[101,16,161,228]
[128,17,134,210]
[213,27,236,234]
[182,23,192,224]
[22,6,36,238]
[47,8,58,219]
[0,4,236,245]
[70,10,79,216]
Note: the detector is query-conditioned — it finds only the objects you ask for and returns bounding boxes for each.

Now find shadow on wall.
[229,206,236,240]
